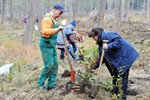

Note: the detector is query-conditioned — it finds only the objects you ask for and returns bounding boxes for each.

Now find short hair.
[88,28,103,37]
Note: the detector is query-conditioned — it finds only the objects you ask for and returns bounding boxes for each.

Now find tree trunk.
[1,0,5,24]
[107,0,113,20]
[36,1,43,35]
[24,0,35,45]
[114,0,118,20]
[146,0,150,19]
[69,0,72,21]
[9,0,13,24]
[72,0,76,20]
[64,0,67,11]
[69,0,75,21]
[23,1,27,17]
[98,0,106,28]
[118,0,122,20]
[93,0,96,10]
[131,0,134,13]
[124,0,129,21]
[115,0,122,20]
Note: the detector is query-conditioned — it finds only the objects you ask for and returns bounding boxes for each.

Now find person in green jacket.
[37,4,65,91]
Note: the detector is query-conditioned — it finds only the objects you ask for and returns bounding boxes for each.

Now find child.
[57,21,77,61]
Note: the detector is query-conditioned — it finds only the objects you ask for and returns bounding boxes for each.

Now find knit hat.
[70,21,76,27]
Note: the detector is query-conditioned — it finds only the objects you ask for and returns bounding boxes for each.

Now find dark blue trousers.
[104,58,129,99]
[71,42,77,53]
[59,45,76,60]
[66,35,77,53]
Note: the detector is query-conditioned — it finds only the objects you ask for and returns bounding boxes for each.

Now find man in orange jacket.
[37,4,65,91]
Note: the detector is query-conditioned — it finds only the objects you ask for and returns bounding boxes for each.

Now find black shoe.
[47,85,57,90]
[60,57,64,60]
[120,95,127,100]
[78,55,84,61]
[61,70,71,78]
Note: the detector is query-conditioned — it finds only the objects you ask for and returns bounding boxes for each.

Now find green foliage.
[82,45,98,59]
[76,44,125,97]
[111,74,123,99]
[77,67,113,92]
[7,70,13,83]
[77,67,95,82]
[78,45,99,66]
[98,78,113,92]
[89,76,113,92]
[7,63,18,82]
[111,94,118,100]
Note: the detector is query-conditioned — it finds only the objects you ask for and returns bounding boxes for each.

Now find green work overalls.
[37,16,59,88]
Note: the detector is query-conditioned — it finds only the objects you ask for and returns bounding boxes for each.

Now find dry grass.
[0,18,150,99]
[0,23,42,97]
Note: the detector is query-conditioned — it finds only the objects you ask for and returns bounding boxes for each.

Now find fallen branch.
[130,75,150,81]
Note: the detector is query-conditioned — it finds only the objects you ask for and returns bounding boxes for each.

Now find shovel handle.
[61,30,73,71]
[97,40,109,78]
[97,49,105,78]
[61,30,75,83]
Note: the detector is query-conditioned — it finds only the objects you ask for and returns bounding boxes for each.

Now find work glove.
[58,26,63,31]
[78,36,84,42]
[74,31,77,34]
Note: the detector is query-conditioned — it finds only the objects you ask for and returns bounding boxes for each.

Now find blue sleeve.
[66,28,75,35]
[106,32,122,50]
[108,37,122,49]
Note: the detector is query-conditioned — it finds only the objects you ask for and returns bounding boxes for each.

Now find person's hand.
[103,43,108,50]
[80,36,84,41]
[74,31,77,33]
[75,31,80,37]
[58,26,63,31]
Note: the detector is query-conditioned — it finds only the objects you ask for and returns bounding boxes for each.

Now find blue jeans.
[66,35,77,53]
[60,45,76,60]
[71,42,77,53]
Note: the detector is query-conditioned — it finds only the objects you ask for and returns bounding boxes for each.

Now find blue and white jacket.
[57,24,75,45]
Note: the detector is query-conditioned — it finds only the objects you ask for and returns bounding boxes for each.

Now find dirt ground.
[0,20,150,100]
